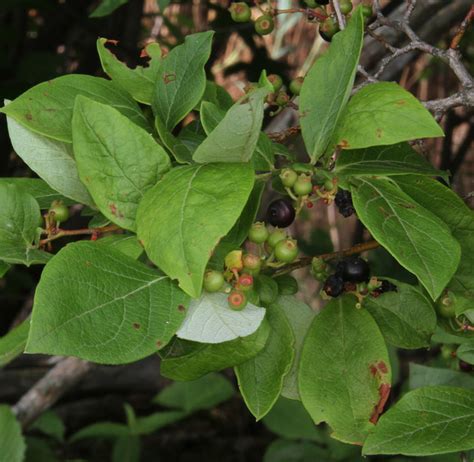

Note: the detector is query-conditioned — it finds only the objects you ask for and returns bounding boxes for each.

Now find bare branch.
[12,357,92,429]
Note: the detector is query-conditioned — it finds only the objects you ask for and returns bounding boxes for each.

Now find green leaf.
[0,183,51,266]
[457,342,474,364]
[252,132,276,171]
[1,75,149,142]
[334,143,446,180]
[0,405,26,462]
[235,303,295,420]
[97,39,162,104]
[193,88,269,163]
[394,175,474,299]
[136,163,254,298]
[72,96,170,231]
[96,235,143,260]
[153,373,234,413]
[352,177,461,300]
[299,295,391,445]
[364,281,437,349]
[262,397,323,442]
[90,0,128,17]
[159,320,270,381]
[363,387,474,456]
[332,83,443,150]
[26,241,189,364]
[112,435,140,462]
[152,31,214,131]
[276,295,315,400]
[200,81,234,111]
[176,292,265,343]
[299,7,364,162]
[263,439,330,462]
[25,436,60,462]
[154,115,194,164]
[31,411,65,442]
[0,261,10,278]
[6,116,93,206]
[132,411,186,436]
[177,120,206,156]
[0,319,29,367]
[409,364,474,390]
[70,422,130,442]
[0,178,76,209]
[200,101,226,135]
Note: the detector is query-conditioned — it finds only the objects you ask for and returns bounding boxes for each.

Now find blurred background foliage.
[0,0,473,460]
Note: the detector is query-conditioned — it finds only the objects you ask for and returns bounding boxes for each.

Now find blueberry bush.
[1,1,474,460]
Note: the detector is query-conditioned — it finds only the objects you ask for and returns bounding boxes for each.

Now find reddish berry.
[228,289,247,310]
[237,273,254,291]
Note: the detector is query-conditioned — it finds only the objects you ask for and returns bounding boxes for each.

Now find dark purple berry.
[267,198,296,228]
[336,257,370,283]
[323,274,344,298]
[380,280,397,293]
[459,360,473,373]
[335,190,355,218]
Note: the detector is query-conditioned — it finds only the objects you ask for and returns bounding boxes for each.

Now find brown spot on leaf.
[395,99,406,106]
[156,340,163,348]
[376,128,383,139]
[370,383,391,424]
[109,203,118,216]
[133,322,141,330]
[398,202,415,209]
[177,304,186,312]
[339,139,350,149]
[163,73,176,84]
[25,112,33,121]
[377,361,388,374]
[85,260,92,267]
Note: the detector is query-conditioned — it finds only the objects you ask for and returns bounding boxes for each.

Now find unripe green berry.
[267,74,283,92]
[228,289,248,310]
[311,256,327,273]
[229,2,251,23]
[339,0,352,15]
[361,4,372,18]
[49,201,69,223]
[267,228,287,248]
[289,77,304,96]
[255,14,274,35]
[203,270,225,292]
[243,254,262,275]
[275,90,290,106]
[248,222,269,244]
[436,294,456,319]
[274,238,299,263]
[324,179,336,191]
[280,168,298,188]
[320,16,339,41]
[225,249,243,271]
[293,173,313,196]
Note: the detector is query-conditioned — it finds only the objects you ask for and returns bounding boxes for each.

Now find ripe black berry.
[459,360,473,373]
[323,274,344,298]
[267,198,296,228]
[336,257,370,283]
[334,190,355,218]
[370,279,397,298]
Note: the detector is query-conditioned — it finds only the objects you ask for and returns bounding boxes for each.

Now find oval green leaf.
[26,241,189,364]
[72,96,171,231]
[299,295,391,445]
[136,163,255,298]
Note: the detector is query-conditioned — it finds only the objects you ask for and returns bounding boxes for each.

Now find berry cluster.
[228,2,275,36]
[312,255,397,304]
[334,189,355,218]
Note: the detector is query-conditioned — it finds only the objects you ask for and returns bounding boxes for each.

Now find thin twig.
[331,0,346,30]
[273,240,380,276]
[450,5,474,49]
[13,357,92,429]
[39,224,120,246]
